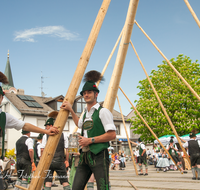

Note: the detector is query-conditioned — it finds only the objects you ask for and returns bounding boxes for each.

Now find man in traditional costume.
[166,137,187,174]
[0,71,58,189]
[183,130,200,180]
[15,130,34,189]
[130,138,148,175]
[34,133,43,167]
[41,112,70,190]
[61,70,116,190]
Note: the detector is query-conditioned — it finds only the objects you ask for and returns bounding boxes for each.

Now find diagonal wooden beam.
[116,95,138,175]
[130,40,190,166]
[27,1,111,189]
[134,20,200,102]
[119,86,182,172]
[184,0,200,28]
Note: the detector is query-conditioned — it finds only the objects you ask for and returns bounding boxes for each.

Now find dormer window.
[76,98,86,113]
[57,101,62,111]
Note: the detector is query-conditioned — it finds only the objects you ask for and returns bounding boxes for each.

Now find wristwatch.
[91,137,95,143]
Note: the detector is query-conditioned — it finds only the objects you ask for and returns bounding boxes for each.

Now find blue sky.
[0,0,200,115]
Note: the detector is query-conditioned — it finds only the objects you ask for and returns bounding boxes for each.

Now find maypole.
[15,1,112,190]
[103,0,139,111]
[73,26,123,133]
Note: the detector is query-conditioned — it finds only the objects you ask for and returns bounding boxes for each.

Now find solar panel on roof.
[17,95,43,109]
[17,95,28,100]
[24,101,35,107]
[32,102,43,108]
[17,95,35,101]
[26,96,35,101]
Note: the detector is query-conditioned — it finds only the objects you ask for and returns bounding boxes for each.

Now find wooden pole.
[134,20,200,102]
[96,26,124,86]
[119,86,182,172]
[116,95,138,175]
[73,26,124,133]
[127,180,139,190]
[129,41,191,165]
[28,1,111,189]
[15,185,28,190]
[184,0,200,28]
[103,0,139,111]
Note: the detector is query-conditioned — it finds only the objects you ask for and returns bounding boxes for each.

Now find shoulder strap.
[81,105,102,136]
[0,112,6,159]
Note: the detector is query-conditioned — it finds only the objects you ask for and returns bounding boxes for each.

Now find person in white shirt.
[41,118,70,190]
[166,138,187,174]
[0,71,59,189]
[60,70,116,190]
[183,130,200,180]
[130,138,148,175]
[15,130,34,189]
[34,134,43,166]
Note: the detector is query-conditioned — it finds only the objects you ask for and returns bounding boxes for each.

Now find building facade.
[1,51,139,156]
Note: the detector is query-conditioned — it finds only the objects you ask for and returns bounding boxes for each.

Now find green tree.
[129,54,200,143]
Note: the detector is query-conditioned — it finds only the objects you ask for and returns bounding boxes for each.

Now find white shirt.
[138,142,145,150]
[36,142,42,157]
[183,138,200,148]
[147,149,151,155]
[0,109,25,130]
[166,143,178,153]
[78,103,116,138]
[40,133,68,149]
[135,150,139,157]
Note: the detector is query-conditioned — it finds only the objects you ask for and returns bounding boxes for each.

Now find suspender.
[0,112,6,159]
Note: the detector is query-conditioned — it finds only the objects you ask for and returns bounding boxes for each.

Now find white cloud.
[14,26,79,42]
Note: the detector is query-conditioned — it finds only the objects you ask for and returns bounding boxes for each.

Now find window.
[57,102,62,111]
[76,98,86,113]
[64,121,70,131]
[115,124,120,135]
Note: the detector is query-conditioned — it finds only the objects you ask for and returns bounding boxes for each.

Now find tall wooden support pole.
[96,26,124,86]
[134,20,200,102]
[103,0,139,111]
[130,41,191,165]
[119,86,182,172]
[27,1,111,189]
[184,0,200,28]
[73,27,123,133]
[116,95,138,175]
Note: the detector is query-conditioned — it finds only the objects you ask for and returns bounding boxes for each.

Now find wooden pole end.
[15,184,28,190]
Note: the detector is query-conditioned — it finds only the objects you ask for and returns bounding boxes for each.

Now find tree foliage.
[129,54,200,143]
[5,148,16,160]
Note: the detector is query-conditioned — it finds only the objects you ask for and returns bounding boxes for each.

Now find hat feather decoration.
[0,72,8,84]
[80,70,104,96]
[48,111,59,119]
[83,70,104,83]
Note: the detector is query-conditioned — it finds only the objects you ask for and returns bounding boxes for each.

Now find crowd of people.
[0,71,117,190]
[132,133,200,180]
[109,150,126,170]
[1,69,200,190]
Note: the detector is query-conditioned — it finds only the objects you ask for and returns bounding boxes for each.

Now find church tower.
[2,50,17,94]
